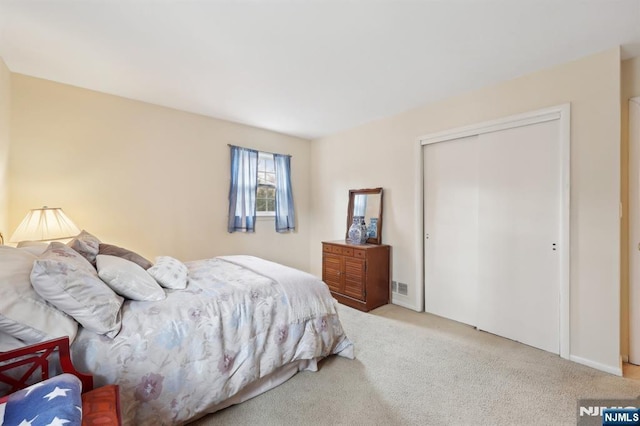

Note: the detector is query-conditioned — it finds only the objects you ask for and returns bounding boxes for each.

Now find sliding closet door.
[424,135,479,326]
[423,117,562,355]
[475,120,561,354]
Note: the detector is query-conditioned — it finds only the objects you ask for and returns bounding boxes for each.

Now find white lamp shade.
[10,207,81,243]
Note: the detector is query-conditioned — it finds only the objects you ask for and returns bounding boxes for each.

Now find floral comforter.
[70,256,354,425]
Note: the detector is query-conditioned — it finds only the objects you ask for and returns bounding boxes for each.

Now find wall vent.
[391,281,398,293]
[398,282,408,296]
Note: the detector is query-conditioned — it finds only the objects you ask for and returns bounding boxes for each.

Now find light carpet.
[191,304,640,425]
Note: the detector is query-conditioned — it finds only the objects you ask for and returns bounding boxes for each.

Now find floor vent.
[398,283,408,295]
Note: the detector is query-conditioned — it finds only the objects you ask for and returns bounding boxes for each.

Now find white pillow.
[0,245,78,344]
[0,329,27,352]
[17,241,49,256]
[67,230,101,265]
[147,256,189,289]
[97,255,166,301]
[30,242,123,338]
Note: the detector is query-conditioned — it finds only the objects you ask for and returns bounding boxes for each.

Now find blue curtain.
[228,146,258,232]
[274,154,296,232]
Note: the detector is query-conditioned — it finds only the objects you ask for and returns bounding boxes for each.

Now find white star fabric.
[46,416,71,426]
[18,416,38,426]
[23,382,46,396]
[43,387,71,401]
[3,374,82,425]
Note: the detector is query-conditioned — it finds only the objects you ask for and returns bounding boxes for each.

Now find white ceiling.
[1,1,639,140]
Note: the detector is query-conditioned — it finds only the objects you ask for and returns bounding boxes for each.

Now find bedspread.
[70,256,354,425]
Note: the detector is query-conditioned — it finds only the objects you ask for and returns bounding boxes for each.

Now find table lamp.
[9,207,81,243]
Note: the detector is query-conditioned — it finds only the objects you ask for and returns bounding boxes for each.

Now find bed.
[0,231,354,425]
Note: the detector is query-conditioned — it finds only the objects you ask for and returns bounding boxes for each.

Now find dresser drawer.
[324,244,356,257]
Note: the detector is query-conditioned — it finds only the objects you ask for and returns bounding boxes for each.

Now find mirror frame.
[346,187,383,245]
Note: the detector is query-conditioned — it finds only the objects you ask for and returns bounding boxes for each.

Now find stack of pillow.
[0,230,189,351]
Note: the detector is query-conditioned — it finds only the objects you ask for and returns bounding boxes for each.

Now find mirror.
[346,187,383,245]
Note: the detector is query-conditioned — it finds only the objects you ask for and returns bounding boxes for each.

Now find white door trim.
[419,105,565,145]
[416,103,571,360]
[629,96,640,364]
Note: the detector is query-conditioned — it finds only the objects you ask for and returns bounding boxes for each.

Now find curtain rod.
[227,144,292,158]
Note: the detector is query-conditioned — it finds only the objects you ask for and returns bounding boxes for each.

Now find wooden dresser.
[322,240,390,312]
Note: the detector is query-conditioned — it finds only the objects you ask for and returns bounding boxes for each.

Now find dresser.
[322,240,390,312]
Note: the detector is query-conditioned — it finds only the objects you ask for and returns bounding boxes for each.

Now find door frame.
[629,97,640,363]
[414,103,571,359]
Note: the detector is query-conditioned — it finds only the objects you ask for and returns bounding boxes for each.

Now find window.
[228,145,295,233]
[256,152,276,216]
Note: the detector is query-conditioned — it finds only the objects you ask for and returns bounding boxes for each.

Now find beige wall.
[5,48,626,372]
[621,56,640,358]
[0,58,10,240]
[9,74,312,271]
[310,48,622,372]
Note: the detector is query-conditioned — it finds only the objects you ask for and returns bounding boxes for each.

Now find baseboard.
[390,296,420,312]
[391,299,418,311]
[569,355,622,376]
